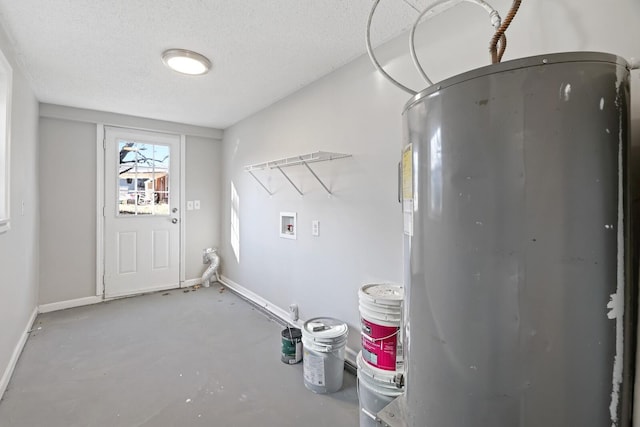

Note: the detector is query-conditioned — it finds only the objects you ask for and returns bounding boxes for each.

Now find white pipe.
[366,0,418,95]
[409,0,502,86]
[201,248,220,287]
[366,0,501,93]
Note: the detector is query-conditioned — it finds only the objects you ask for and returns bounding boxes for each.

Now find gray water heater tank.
[400,52,632,427]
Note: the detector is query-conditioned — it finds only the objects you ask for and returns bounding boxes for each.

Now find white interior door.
[104,126,181,298]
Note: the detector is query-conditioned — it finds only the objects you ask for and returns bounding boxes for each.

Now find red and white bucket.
[358,284,404,371]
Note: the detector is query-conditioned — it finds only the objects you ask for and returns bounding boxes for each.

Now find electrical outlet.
[312,220,319,236]
[187,201,194,211]
[194,200,201,210]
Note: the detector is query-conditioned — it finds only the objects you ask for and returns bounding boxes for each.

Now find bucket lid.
[357,351,403,388]
[359,300,402,315]
[302,317,348,341]
[359,284,404,305]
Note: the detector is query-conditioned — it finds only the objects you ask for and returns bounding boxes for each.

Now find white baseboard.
[105,283,178,300]
[219,275,301,328]
[38,296,103,314]
[38,281,201,314]
[0,307,37,401]
[181,278,202,288]
[219,275,358,368]
[345,347,358,367]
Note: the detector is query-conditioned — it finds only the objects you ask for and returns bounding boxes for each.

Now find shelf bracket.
[300,157,332,195]
[247,171,273,196]
[277,166,303,196]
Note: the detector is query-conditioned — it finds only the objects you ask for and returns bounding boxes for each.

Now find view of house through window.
[0,48,11,233]
[118,140,170,216]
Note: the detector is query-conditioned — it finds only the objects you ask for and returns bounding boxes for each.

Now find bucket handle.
[362,328,400,344]
[361,407,378,421]
[310,342,335,352]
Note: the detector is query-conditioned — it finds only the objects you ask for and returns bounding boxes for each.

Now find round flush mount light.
[162,49,211,76]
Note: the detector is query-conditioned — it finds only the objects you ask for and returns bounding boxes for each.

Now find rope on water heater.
[497,34,507,62]
[490,0,522,63]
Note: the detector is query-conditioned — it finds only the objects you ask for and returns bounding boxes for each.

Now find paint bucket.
[281,327,302,364]
[302,317,349,394]
[357,351,404,427]
[358,284,404,371]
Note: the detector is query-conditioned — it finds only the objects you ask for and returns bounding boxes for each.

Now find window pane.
[154,192,170,215]
[117,141,170,216]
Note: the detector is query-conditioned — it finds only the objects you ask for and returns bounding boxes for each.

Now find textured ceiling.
[0,0,430,129]
[1,1,638,130]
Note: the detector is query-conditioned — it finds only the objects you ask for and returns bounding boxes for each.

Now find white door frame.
[96,123,187,297]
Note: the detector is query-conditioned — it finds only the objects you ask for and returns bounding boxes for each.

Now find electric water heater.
[398,52,632,427]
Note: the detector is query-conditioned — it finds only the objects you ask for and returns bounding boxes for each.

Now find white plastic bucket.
[358,284,404,371]
[357,351,404,427]
[302,317,349,394]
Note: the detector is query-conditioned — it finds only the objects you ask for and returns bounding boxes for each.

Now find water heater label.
[402,144,413,200]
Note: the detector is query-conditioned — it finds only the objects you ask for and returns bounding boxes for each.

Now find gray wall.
[220,46,406,350]
[0,28,40,389]
[219,0,640,350]
[185,135,222,280]
[39,118,96,303]
[38,109,222,305]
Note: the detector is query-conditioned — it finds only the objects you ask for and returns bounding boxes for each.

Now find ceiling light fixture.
[162,49,211,76]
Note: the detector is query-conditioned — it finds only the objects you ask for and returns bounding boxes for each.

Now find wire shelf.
[244,151,352,196]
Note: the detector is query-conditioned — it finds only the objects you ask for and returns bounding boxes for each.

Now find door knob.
[171,218,178,224]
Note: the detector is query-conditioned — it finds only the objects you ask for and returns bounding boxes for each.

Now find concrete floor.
[0,283,358,426]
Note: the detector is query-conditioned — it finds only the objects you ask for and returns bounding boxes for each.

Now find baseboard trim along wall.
[36,280,204,314]
[0,307,37,401]
[181,278,201,288]
[219,275,299,327]
[219,275,358,370]
[37,296,103,314]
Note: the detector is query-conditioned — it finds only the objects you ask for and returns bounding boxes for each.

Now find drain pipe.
[201,248,221,287]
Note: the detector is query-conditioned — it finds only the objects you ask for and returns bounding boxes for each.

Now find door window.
[117,140,170,216]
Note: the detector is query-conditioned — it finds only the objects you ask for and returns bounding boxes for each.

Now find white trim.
[219,275,296,326]
[39,103,223,140]
[219,275,358,367]
[0,307,37,400]
[179,135,186,286]
[105,283,177,300]
[182,278,201,288]
[96,124,104,296]
[0,46,12,234]
[38,296,103,314]
[345,347,358,368]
